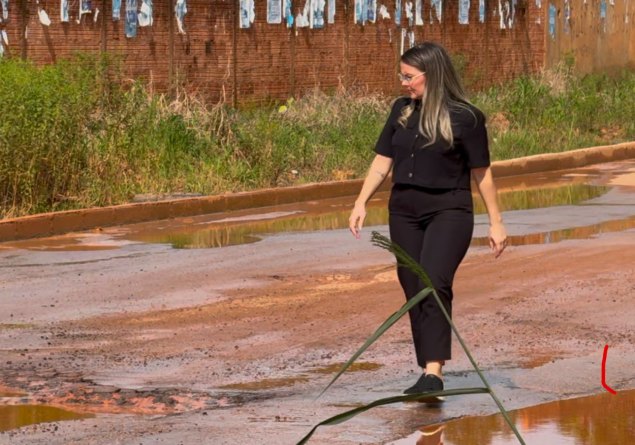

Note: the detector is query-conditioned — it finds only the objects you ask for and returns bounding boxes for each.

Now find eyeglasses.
[398,72,425,83]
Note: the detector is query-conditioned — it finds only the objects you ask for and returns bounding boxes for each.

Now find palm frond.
[298,388,490,445]
[301,231,526,445]
[317,285,433,398]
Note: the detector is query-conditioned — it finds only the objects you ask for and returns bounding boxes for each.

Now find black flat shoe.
[403,374,445,403]
[404,373,430,394]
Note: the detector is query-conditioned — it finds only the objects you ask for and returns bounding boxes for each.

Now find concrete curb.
[1,142,634,242]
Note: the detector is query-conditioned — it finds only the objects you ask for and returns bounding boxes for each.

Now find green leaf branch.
[299,231,526,445]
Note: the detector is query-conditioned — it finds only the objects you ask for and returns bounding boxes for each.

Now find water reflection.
[128,199,388,249]
[390,389,635,445]
[1,182,625,251]
[472,215,635,247]
[472,184,608,214]
[0,405,93,432]
[129,184,610,249]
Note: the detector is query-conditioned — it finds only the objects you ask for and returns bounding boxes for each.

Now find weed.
[1,56,634,218]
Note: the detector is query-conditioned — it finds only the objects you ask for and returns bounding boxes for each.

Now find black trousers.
[388,184,474,367]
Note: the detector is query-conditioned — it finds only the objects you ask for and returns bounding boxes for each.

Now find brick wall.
[1,1,549,105]
[545,0,635,74]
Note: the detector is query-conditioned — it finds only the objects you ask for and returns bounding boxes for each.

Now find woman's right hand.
[348,154,392,239]
[349,202,367,239]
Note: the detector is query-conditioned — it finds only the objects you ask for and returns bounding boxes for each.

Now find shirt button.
[410,153,414,158]
[408,173,413,178]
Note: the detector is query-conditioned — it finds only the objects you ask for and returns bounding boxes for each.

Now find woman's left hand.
[489,222,508,258]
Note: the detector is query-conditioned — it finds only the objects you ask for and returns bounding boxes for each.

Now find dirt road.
[1,160,634,444]
[1,223,634,444]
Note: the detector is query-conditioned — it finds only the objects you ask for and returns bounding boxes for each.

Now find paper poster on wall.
[563,0,570,33]
[240,0,255,28]
[312,0,326,28]
[356,0,375,24]
[138,0,153,27]
[175,0,187,34]
[354,0,365,23]
[125,0,137,37]
[284,0,294,27]
[415,0,423,25]
[548,3,556,38]
[498,0,515,29]
[378,4,390,19]
[459,0,469,24]
[498,0,506,28]
[408,30,415,48]
[61,0,70,22]
[0,30,6,57]
[405,1,413,27]
[430,0,442,23]
[268,0,282,24]
[296,0,309,27]
[600,0,607,31]
[38,7,52,26]
[395,0,402,25]
[600,0,607,18]
[327,0,335,23]
[0,0,6,23]
[400,27,406,54]
[479,0,485,22]
[79,0,92,20]
[112,0,120,21]
[367,0,377,23]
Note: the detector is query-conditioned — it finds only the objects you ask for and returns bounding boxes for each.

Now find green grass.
[1,55,634,218]
[474,64,635,160]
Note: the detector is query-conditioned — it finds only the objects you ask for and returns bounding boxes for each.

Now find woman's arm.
[471,166,508,257]
[349,154,394,239]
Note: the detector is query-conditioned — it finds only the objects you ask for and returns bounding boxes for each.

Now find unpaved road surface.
[1,161,634,444]
[1,228,634,444]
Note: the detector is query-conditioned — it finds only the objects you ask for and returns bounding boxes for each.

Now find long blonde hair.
[397,42,472,147]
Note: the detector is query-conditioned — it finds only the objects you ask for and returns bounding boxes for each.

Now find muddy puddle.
[472,215,635,247]
[119,183,617,249]
[389,389,635,445]
[0,386,93,432]
[2,160,634,251]
[219,362,383,390]
[0,405,93,432]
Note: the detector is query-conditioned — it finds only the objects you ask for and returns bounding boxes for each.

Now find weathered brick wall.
[1,0,548,105]
[545,0,635,74]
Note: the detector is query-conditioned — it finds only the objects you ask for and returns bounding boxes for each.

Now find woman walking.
[349,42,508,397]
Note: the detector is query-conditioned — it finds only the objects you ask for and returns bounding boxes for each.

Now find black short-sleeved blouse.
[374,97,490,190]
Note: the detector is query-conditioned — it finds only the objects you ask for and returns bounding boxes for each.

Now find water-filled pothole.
[0,405,94,432]
[472,215,635,247]
[125,184,611,249]
[389,389,635,444]
[4,159,634,252]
